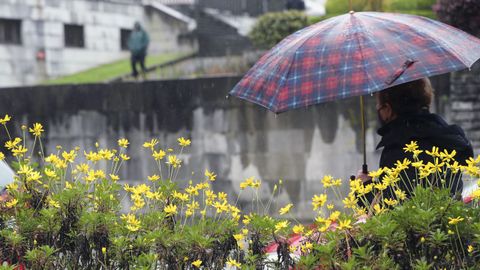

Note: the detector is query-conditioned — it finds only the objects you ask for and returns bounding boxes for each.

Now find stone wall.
[0,76,381,219]
[450,62,480,153]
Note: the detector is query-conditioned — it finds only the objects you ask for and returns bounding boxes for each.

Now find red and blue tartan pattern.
[230,12,480,113]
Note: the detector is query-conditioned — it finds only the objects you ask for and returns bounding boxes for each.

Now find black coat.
[376,110,473,199]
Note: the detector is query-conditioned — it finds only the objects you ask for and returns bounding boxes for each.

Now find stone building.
[0,0,197,87]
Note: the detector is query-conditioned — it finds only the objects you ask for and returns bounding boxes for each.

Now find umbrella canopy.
[230,11,480,113]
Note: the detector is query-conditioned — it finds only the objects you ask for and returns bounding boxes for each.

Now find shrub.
[434,0,480,36]
[248,11,309,49]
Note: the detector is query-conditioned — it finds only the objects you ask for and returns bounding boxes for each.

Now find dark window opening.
[120,29,132,51]
[64,24,84,48]
[0,18,22,45]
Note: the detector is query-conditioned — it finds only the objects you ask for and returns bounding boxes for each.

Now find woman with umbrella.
[357,78,473,203]
[229,10,480,201]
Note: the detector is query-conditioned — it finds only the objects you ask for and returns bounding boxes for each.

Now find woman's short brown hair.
[377,78,434,115]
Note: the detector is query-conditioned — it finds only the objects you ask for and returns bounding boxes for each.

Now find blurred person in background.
[128,21,150,80]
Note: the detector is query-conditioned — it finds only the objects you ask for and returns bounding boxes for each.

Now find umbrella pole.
[360,95,368,174]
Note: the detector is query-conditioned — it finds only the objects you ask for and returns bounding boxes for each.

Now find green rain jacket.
[128,24,149,56]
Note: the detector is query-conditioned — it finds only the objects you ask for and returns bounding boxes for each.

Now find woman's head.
[375,78,434,125]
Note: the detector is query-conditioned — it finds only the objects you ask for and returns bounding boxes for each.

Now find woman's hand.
[356,170,372,184]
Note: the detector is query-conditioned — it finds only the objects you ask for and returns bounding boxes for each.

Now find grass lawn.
[44,52,192,85]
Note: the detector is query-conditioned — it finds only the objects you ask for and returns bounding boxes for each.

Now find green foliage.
[249,11,309,49]
[385,0,436,11]
[325,0,369,13]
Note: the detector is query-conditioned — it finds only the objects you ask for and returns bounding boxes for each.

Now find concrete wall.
[0,76,381,219]
[450,62,480,153]
[0,0,195,87]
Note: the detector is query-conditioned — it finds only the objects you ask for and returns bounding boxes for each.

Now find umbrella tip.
[349,10,355,15]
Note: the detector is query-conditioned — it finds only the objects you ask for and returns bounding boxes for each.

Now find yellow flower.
[233,233,244,242]
[327,204,334,210]
[275,220,289,233]
[242,215,251,225]
[471,189,480,200]
[301,241,313,253]
[192,260,202,268]
[48,198,60,208]
[143,138,159,150]
[76,163,89,173]
[153,150,166,160]
[12,145,28,157]
[84,151,101,162]
[328,211,341,222]
[178,137,191,147]
[292,224,305,234]
[374,204,386,214]
[65,182,73,189]
[120,153,130,161]
[321,175,334,188]
[338,219,352,230]
[166,155,181,168]
[0,114,11,125]
[448,216,464,225]
[121,213,141,232]
[312,194,327,211]
[109,174,120,182]
[226,258,241,268]
[62,150,76,163]
[5,138,21,150]
[420,237,425,243]
[102,247,107,255]
[6,183,18,192]
[44,168,57,179]
[118,138,129,148]
[17,164,32,175]
[384,198,398,207]
[440,149,456,162]
[425,146,440,157]
[279,203,293,215]
[0,152,4,161]
[394,189,407,201]
[29,123,44,137]
[164,204,177,217]
[411,160,424,168]
[403,141,418,153]
[205,169,217,181]
[342,194,358,209]
[368,168,384,178]
[5,198,18,208]
[468,245,474,253]
[148,174,160,182]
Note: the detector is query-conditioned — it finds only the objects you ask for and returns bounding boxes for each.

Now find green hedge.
[249,11,309,49]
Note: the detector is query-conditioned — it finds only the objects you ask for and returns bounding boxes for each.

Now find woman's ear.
[383,103,396,122]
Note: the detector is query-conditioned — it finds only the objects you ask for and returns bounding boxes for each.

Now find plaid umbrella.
[229,11,480,113]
